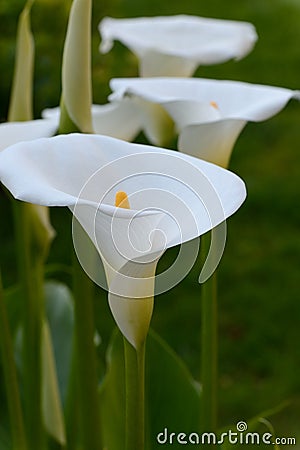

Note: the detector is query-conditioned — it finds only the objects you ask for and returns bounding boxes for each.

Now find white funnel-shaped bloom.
[99,15,257,77]
[42,100,141,142]
[0,134,246,348]
[0,98,141,155]
[0,120,57,153]
[110,77,300,167]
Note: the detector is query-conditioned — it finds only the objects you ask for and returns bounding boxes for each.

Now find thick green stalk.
[13,202,46,450]
[72,254,102,450]
[0,272,28,450]
[124,337,146,450]
[200,232,218,435]
[64,346,79,450]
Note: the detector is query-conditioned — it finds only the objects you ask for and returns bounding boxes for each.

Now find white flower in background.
[0,134,246,348]
[0,120,57,152]
[53,0,144,140]
[0,0,140,152]
[110,77,300,167]
[42,101,141,141]
[58,0,140,138]
[99,15,258,77]
[0,98,141,150]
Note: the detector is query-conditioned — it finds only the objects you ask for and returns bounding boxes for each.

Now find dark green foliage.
[0,0,299,441]
[100,330,201,450]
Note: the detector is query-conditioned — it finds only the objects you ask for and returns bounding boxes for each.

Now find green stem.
[72,254,102,450]
[124,337,146,450]
[0,272,28,450]
[201,232,218,435]
[64,345,79,450]
[13,201,46,450]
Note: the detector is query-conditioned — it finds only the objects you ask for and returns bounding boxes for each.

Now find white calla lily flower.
[0,99,140,156]
[0,118,57,242]
[110,77,300,167]
[99,15,258,77]
[0,119,58,153]
[0,134,246,348]
[42,100,141,141]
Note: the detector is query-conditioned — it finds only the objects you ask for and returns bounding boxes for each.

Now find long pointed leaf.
[41,320,66,445]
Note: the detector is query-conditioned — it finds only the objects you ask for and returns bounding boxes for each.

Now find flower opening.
[210,101,219,110]
[115,191,130,209]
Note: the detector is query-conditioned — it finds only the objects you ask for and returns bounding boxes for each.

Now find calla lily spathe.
[110,77,300,167]
[60,0,93,132]
[99,15,257,77]
[42,100,141,142]
[0,98,141,152]
[0,119,57,153]
[54,0,139,139]
[51,0,143,138]
[8,0,34,122]
[0,134,246,348]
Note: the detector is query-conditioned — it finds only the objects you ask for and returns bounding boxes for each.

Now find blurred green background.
[1,0,300,444]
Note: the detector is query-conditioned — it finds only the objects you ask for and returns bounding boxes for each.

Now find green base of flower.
[58,99,81,134]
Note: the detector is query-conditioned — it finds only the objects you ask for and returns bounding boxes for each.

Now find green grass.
[1,0,300,444]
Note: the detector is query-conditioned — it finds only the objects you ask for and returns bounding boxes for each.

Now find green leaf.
[2,280,74,446]
[3,284,22,337]
[0,420,11,450]
[100,329,200,450]
[3,280,74,403]
[43,280,74,445]
[258,418,280,450]
[44,280,74,404]
[219,402,288,450]
[41,320,66,445]
[0,273,27,450]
